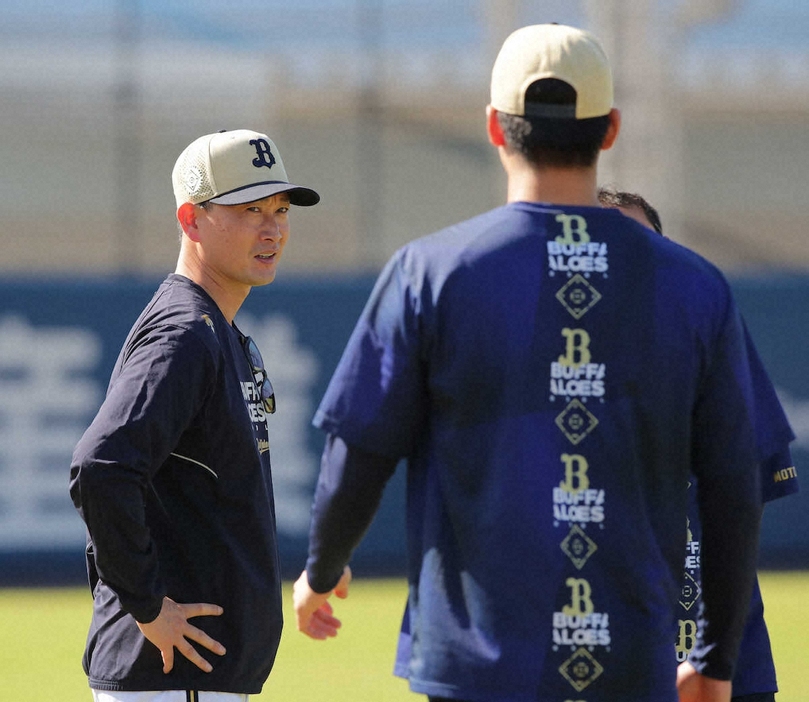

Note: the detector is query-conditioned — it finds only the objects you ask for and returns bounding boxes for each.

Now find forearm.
[689,305,765,679]
[690,477,762,679]
[305,434,398,592]
[70,442,166,622]
[69,329,214,621]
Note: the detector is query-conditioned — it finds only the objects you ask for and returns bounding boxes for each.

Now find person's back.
[295,24,763,702]
[351,201,758,700]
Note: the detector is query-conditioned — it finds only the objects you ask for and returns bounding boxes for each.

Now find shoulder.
[651,233,731,290]
[122,276,230,366]
[640,234,741,334]
[388,206,529,292]
[402,205,530,261]
[142,275,220,325]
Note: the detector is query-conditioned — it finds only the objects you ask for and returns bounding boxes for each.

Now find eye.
[277,206,290,214]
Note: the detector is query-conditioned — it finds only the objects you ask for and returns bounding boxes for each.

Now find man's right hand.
[136,597,226,673]
[293,566,352,640]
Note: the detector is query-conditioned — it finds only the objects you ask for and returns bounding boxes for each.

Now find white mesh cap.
[171,129,320,208]
[490,24,613,119]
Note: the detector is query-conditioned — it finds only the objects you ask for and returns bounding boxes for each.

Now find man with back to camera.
[599,187,800,702]
[293,24,763,702]
[69,129,319,702]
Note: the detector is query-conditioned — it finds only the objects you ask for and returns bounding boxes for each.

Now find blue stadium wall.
[0,274,807,586]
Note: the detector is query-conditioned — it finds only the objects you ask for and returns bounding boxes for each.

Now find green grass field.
[1,573,805,701]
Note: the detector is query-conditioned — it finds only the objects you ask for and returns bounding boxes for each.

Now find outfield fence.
[0,274,807,586]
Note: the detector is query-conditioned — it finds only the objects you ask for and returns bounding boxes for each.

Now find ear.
[600,108,621,151]
[177,202,202,242]
[486,105,506,147]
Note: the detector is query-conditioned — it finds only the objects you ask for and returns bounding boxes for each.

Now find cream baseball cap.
[490,24,613,120]
[172,129,320,208]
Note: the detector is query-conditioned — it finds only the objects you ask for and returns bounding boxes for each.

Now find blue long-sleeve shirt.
[70,274,282,694]
[677,326,798,696]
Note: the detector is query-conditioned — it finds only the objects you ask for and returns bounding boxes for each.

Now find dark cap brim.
[209,181,320,207]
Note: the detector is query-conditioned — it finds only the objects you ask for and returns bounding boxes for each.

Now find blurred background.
[1,0,808,584]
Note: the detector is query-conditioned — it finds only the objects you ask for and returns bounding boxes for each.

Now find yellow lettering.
[675,619,698,656]
[560,453,590,493]
[773,466,797,482]
[562,577,595,617]
[555,214,591,245]
[558,328,592,368]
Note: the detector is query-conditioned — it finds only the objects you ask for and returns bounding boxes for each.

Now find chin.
[249,276,276,288]
[254,270,278,287]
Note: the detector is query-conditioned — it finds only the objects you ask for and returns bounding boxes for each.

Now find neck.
[175,246,249,325]
[501,151,600,207]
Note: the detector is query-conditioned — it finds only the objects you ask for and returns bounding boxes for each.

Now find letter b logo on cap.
[250,138,277,169]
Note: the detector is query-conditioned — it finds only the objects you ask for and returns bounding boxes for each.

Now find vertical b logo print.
[562,577,595,617]
[250,138,276,169]
[555,214,590,245]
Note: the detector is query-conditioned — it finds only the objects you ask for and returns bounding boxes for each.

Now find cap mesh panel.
[178,146,216,202]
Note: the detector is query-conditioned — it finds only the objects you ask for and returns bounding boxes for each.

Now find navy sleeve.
[305,434,399,593]
[69,328,215,622]
[688,303,763,680]
[742,322,799,501]
[760,446,798,502]
[313,250,427,459]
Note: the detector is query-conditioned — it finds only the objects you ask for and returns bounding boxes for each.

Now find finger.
[180,602,224,619]
[296,604,341,640]
[313,604,340,627]
[306,619,341,639]
[302,616,339,640]
[309,607,342,637]
[300,624,328,641]
[334,566,352,599]
[177,638,214,673]
[185,623,227,657]
[161,647,174,674]
[295,607,325,640]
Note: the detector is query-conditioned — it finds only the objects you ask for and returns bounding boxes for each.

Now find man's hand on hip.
[136,596,226,673]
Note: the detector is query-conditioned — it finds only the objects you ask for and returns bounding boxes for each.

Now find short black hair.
[597,186,663,234]
[497,78,611,168]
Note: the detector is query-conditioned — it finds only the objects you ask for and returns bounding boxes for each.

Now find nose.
[261,213,281,240]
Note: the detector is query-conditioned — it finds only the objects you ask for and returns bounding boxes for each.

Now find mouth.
[255,252,277,262]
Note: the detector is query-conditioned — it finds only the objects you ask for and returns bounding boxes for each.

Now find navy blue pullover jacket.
[70,275,282,694]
